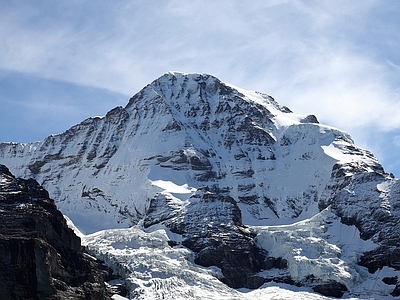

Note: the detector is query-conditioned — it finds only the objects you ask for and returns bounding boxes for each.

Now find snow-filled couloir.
[1,72,400,299]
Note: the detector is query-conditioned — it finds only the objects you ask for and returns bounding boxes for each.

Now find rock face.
[0,164,112,300]
[318,161,400,296]
[145,187,265,289]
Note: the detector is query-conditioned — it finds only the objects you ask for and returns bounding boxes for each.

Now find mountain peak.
[0,72,386,233]
[127,71,293,122]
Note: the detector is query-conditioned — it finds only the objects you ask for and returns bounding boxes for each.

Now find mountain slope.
[1,72,400,298]
[0,72,383,232]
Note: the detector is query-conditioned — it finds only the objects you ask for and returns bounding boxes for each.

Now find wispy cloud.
[1,0,399,173]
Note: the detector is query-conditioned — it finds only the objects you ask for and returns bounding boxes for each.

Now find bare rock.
[0,164,113,300]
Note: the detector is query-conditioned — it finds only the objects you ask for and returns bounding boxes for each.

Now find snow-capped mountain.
[1,72,400,299]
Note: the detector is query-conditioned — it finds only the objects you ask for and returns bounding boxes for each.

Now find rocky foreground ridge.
[0,164,115,300]
[1,72,400,298]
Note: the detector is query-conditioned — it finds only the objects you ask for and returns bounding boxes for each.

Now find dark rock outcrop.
[312,281,348,298]
[0,164,112,300]
[145,187,266,289]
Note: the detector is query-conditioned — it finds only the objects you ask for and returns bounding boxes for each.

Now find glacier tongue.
[80,225,337,300]
[75,207,400,299]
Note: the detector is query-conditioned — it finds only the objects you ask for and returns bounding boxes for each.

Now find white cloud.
[1,0,400,174]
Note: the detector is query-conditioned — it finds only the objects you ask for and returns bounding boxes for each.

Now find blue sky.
[1,0,400,176]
